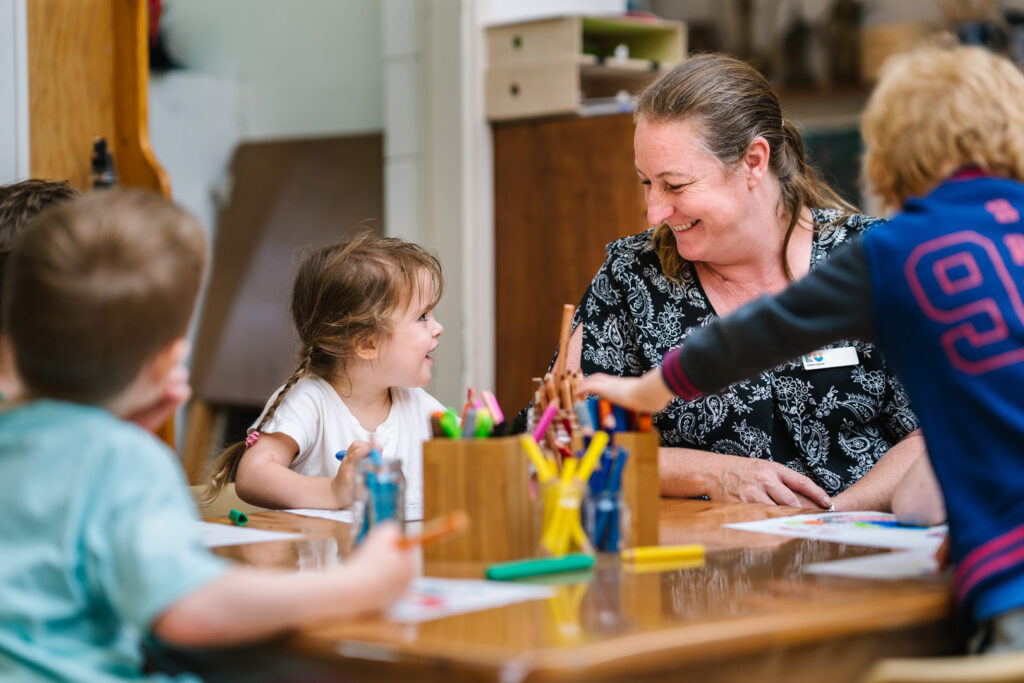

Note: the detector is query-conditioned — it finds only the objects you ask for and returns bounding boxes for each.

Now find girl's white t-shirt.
[250,375,444,520]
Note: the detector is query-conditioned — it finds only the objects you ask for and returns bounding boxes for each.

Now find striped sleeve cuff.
[660,348,703,401]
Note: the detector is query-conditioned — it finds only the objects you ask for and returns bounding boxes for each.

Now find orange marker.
[397,510,470,549]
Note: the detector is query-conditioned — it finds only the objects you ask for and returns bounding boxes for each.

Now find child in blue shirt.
[579,44,1024,653]
[0,190,416,681]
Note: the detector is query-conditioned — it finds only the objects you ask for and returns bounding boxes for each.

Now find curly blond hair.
[861,43,1024,210]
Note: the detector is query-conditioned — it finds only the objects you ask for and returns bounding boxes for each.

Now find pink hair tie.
[245,431,261,448]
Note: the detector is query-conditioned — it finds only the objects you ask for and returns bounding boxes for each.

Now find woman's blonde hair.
[636,54,856,281]
[204,232,443,499]
[862,43,1024,209]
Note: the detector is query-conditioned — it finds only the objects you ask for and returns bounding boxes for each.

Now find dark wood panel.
[494,113,647,414]
[190,136,384,407]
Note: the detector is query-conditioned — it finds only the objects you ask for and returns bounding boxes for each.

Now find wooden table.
[209,500,958,682]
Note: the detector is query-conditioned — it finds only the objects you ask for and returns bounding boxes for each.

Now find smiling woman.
[559,54,925,513]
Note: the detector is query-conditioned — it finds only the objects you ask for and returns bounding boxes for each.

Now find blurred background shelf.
[486,14,686,121]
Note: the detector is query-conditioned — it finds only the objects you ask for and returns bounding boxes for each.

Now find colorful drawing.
[725,512,946,551]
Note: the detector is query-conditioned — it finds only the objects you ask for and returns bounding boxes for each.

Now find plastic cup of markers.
[536,478,590,557]
[582,490,630,553]
[352,458,406,545]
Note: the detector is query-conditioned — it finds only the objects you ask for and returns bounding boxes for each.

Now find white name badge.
[801,346,859,371]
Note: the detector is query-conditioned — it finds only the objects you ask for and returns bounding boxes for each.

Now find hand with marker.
[330,440,370,508]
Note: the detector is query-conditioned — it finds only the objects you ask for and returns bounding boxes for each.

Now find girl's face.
[377,274,443,389]
[634,117,759,267]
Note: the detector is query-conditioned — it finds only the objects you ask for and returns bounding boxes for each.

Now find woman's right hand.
[344,522,417,606]
[330,441,370,507]
[660,447,832,509]
[719,457,832,508]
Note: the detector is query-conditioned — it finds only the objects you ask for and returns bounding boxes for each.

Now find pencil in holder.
[422,436,537,562]
[352,458,406,545]
[583,489,630,552]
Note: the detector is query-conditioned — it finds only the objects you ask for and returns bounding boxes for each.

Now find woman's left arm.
[830,429,927,512]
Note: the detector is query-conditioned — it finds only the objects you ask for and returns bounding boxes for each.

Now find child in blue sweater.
[579,44,1024,653]
[0,190,416,680]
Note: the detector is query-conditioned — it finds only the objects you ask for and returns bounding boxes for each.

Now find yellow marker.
[574,430,609,482]
[622,557,705,574]
[620,544,705,563]
[520,435,555,482]
[560,457,577,483]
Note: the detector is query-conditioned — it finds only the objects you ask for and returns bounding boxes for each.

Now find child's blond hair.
[862,43,1024,209]
[2,190,206,404]
[205,232,443,498]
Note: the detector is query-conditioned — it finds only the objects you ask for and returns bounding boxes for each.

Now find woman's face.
[634,117,758,266]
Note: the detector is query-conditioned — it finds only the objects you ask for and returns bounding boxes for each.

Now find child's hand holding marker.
[344,522,417,606]
[331,441,371,508]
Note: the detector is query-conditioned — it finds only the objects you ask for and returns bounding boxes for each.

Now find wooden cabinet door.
[493,113,647,414]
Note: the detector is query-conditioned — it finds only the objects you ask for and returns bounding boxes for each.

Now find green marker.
[473,409,494,438]
[439,408,460,439]
[485,553,594,581]
[229,509,248,526]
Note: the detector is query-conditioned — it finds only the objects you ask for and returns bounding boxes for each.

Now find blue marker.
[335,450,346,462]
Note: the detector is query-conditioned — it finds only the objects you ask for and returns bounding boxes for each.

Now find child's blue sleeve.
[83,434,228,633]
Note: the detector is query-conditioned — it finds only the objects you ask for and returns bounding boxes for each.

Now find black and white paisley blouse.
[574,209,919,496]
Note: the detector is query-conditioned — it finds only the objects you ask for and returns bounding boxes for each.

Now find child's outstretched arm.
[151,522,415,647]
[891,453,946,527]
[235,435,369,509]
[580,241,877,410]
[577,370,675,414]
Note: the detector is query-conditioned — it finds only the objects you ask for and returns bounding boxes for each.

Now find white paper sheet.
[198,522,304,548]
[724,512,947,551]
[804,550,940,579]
[386,577,554,624]
[284,507,425,524]
[284,508,353,524]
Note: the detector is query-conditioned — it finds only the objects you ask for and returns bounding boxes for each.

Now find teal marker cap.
[485,553,595,581]
[229,509,248,526]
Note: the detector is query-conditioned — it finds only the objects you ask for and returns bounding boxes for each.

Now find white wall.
[0,0,29,184]
[159,0,383,140]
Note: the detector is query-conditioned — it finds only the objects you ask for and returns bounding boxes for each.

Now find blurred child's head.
[0,179,78,330]
[2,190,206,408]
[290,231,443,388]
[862,43,1024,211]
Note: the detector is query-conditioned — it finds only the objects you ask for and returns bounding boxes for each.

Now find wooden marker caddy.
[614,431,660,547]
[422,436,537,562]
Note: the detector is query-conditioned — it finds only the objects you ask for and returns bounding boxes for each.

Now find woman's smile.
[670,219,700,233]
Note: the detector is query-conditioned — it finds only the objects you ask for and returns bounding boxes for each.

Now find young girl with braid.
[205,232,445,519]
